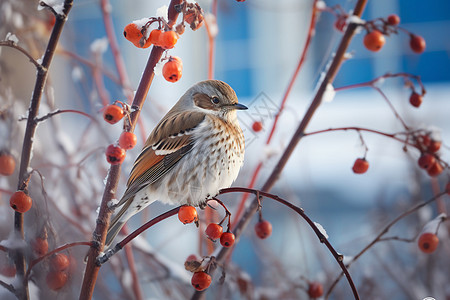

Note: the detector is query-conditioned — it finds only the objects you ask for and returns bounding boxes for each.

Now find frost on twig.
[323,83,336,103]
[90,37,109,54]
[38,0,65,16]
[5,32,19,44]
[313,221,329,239]
[156,5,169,22]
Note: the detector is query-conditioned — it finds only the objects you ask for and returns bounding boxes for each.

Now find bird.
[105,80,247,248]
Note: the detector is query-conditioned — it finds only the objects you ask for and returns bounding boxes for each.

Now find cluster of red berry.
[362,14,426,54]
[46,253,72,291]
[102,101,137,165]
[10,228,74,290]
[177,203,274,291]
[415,133,443,177]
[122,3,204,84]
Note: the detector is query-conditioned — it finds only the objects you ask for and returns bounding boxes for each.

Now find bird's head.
[177,80,247,119]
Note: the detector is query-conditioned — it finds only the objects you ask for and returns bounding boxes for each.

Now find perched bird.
[105,80,247,247]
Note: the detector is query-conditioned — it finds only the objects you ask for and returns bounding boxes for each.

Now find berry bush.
[0,0,448,299]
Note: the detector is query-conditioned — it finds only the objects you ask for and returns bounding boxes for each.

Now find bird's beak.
[230,103,248,110]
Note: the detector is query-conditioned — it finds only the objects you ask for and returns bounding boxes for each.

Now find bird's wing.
[116,111,206,206]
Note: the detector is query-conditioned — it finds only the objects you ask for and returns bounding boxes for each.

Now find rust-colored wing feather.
[116,111,206,206]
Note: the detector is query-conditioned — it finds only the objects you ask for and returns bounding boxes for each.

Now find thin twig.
[0,41,42,69]
[325,191,446,298]
[0,280,15,295]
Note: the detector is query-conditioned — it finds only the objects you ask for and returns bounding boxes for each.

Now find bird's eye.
[211,96,220,105]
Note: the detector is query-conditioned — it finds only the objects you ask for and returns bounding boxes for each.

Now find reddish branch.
[99,0,147,143]
[96,207,180,265]
[223,187,358,296]
[193,1,368,299]
[79,1,183,299]
[304,126,417,147]
[204,0,218,80]
[233,0,319,226]
[100,0,134,103]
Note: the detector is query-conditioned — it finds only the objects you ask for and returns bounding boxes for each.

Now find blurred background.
[1,0,449,299]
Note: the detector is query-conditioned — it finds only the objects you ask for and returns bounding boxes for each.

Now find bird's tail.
[104,200,132,249]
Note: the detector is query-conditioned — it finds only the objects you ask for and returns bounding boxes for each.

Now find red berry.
[363,30,386,52]
[149,29,162,46]
[220,232,235,248]
[178,205,198,224]
[418,232,439,253]
[352,158,369,174]
[186,254,199,263]
[119,132,137,150]
[334,16,347,32]
[254,220,272,239]
[0,264,16,277]
[191,271,212,291]
[159,30,178,50]
[418,153,436,170]
[103,104,124,124]
[32,237,49,256]
[419,135,431,148]
[308,281,324,298]
[50,253,70,272]
[387,14,400,25]
[162,56,183,83]
[123,23,143,47]
[0,152,16,176]
[105,144,126,165]
[205,223,223,241]
[427,161,443,177]
[175,23,185,35]
[10,191,32,213]
[409,92,422,108]
[252,121,263,132]
[184,7,204,31]
[427,140,441,153]
[410,34,426,53]
[46,271,69,290]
